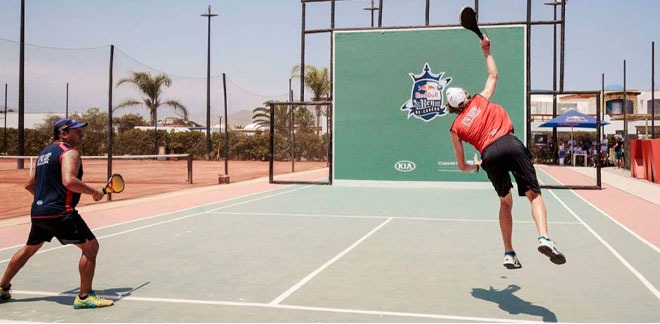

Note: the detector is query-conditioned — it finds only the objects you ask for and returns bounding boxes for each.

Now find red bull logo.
[400,63,452,122]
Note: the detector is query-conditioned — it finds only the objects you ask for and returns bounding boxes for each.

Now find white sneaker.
[538,237,566,265]
[503,252,522,269]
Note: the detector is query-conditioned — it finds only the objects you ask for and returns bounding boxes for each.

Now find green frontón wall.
[333,26,525,183]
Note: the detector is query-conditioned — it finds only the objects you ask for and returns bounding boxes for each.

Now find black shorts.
[27,211,96,246]
[480,134,541,197]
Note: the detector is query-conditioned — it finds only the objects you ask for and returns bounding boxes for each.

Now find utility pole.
[17,0,25,168]
[363,0,379,28]
[545,0,562,165]
[3,83,7,154]
[201,5,218,160]
[65,82,69,118]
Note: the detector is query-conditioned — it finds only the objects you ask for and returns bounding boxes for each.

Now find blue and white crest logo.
[400,63,452,122]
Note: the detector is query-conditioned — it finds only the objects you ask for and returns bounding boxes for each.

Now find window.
[606,99,633,115]
[647,99,660,115]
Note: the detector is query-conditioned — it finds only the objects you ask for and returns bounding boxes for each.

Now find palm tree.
[291,65,330,135]
[251,101,315,135]
[252,105,270,129]
[115,71,188,126]
[115,71,188,154]
[252,101,290,134]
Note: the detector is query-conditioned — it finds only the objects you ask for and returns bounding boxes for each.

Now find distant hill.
[228,109,254,128]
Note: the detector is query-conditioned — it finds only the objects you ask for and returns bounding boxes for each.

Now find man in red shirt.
[447,36,566,269]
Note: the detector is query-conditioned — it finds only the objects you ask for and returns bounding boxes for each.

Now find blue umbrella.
[540,110,610,157]
[539,109,609,128]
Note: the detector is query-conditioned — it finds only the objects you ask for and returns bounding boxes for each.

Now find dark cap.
[53,118,88,140]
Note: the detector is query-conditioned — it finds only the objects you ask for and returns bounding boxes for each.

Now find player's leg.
[507,135,566,265]
[499,192,522,269]
[481,138,521,269]
[73,238,113,309]
[523,189,566,265]
[506,135,549,238]
[52,212,113,308]
[1,220,53,301]
[499,192,514,252]
[0,243,44,300]
[525,189,549,238]
[76,238,99,297]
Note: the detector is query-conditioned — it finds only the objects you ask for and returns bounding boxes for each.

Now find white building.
[1,112,56,129]
[530,89,660,138]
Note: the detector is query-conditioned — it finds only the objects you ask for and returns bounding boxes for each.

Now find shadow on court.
[10,282,150,306]
[471,284,557,322]
[9,292,72,306]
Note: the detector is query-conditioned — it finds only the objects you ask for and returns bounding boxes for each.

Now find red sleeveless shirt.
[449,95,514,153]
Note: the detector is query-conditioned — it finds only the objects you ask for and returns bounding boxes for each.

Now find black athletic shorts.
[27,211,96,246]
[480,134,541,197]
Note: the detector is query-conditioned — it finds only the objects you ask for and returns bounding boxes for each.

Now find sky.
[0,0,659,122]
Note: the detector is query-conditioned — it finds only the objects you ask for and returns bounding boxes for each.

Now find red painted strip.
[0,169,328,248]
[539,165,660,249]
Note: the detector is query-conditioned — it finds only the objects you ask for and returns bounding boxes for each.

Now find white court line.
[0,186,312,263]
[10,290,536,323]
[539,169,660,255]
[269,217,394,305]
[0,184,303,253]
[538,170,660,301]
[208,211,582,225]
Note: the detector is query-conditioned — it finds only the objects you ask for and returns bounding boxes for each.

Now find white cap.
[446,87,467,108]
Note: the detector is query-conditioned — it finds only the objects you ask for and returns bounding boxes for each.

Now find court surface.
[0,168,659,322]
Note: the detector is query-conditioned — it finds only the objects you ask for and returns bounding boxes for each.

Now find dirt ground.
[0,159,327,219]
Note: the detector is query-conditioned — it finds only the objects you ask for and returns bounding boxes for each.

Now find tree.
[113,113,148,135]
[291,64,330,135]
[251,101,314,136]
[115,71,188,126]
[71,108,108,155]
[251,105,271,129]
[115,71,188,154]
[252,101,290,135]
[30,108,109,156]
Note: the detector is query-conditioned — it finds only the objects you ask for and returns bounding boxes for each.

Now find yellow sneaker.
[73,291,114,309]
[0,285,11,302]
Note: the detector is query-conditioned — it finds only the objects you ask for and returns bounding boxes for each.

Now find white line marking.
[269,217,394,305]
[0,186,312,263]
[207,211,582,225]
[538,170,660,300]
[10,290,535,323]
[539,169,660,254]
[0,184,299,253]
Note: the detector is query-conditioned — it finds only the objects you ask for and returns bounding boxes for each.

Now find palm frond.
[114,99,142,111]
[163,99,189,119]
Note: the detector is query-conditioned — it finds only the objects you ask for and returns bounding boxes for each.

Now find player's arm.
[24,172,35,195]
[61,150,104,201]
[451,131,479,173]
[479,36,498,101]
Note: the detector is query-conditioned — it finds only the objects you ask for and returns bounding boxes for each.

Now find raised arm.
[478,36,498,100]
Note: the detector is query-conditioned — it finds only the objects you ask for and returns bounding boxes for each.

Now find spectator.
[558,139,565,165]
[600,135,609,166]
[613,135,624,168]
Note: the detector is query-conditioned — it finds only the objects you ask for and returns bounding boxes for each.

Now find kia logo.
[394,160,416,172]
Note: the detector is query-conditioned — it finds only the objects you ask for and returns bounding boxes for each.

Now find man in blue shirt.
[0,118,113,309]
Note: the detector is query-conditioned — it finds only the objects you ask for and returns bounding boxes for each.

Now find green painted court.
[1,168,658,322]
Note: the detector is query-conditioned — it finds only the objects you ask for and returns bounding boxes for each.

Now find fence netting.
[1,37,293,167]
[268,101,331,185]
